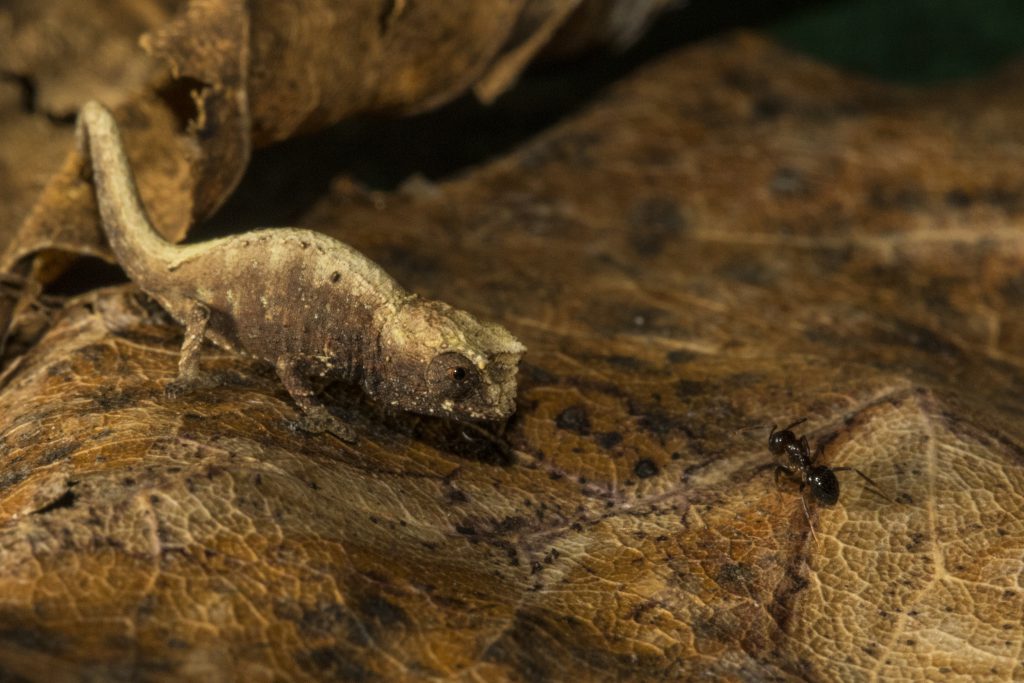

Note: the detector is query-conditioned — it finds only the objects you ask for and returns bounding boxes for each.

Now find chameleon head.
[372,298,526,421]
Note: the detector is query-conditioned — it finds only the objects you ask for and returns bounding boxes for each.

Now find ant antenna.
[736,416,809,435]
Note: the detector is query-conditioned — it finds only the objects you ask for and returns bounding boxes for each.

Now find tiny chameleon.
[75,101,525,442]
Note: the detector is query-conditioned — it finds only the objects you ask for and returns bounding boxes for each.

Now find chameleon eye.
[428,352,479,400]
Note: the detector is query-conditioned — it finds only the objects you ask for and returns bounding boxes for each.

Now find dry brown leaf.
[1,0,658,282]
[0,0,174,119]
[2,30,1024,682]
[0,0,172,255]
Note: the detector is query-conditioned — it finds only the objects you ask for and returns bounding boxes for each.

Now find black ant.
[767,418,891,540]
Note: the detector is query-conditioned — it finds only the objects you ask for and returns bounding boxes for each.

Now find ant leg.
[772,465,786,487]
[799,487,819,543]
[772,465,801,504]
[772,466,786,502]
[773,465,798,490]
[831,466,894,502]
[811,439,825,464]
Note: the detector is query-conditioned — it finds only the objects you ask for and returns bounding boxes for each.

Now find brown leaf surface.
[2,31,1024,681]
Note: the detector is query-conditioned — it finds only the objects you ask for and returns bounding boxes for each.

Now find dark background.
[200,0,1024,232]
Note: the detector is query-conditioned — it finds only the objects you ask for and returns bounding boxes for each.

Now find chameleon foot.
[164,375,217,399]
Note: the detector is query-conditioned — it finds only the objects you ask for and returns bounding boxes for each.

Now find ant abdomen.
[807,465,839,506]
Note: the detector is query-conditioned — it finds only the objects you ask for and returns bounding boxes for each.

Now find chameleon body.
[76,101,525,440]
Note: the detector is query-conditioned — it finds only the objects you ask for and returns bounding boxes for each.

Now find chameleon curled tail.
[76,101,170,288]
[76,101,525,442]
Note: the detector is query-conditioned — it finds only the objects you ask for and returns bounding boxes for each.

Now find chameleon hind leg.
[166,300,216,397]
[276,355,357,443]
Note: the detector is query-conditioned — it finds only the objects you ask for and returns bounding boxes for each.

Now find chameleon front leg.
[166,300,214,397]
[275,355,357,443]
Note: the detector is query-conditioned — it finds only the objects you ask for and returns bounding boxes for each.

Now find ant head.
[808,466,839,506]
[768,428,791,455]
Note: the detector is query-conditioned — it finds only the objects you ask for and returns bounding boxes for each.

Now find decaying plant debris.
[1,1,1024,681]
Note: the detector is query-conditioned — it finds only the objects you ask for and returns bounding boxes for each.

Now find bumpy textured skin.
[75,101,525,437]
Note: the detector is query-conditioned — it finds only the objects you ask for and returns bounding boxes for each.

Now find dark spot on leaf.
[666,349,697,364]
[985,186,1024,212]
[496,516,526,533]
[628,401,682,441]
[716,563,753,593]
[945,188,971,207]
[869,183,925,210]
[298,646,369,681]
[716,258,775,286]
[357,594,408,628]
[628,197,686,256]
[634,459,659,479]
[595,431,623,449]
[675,379,704,399]
[605,355,643,371]
[518,362,557,386]
[555,405,591,435]
[771,167,807,195]
[1001,273,1024,302]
